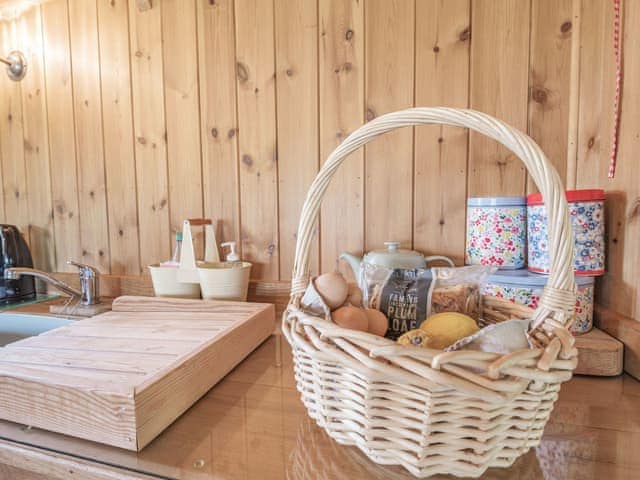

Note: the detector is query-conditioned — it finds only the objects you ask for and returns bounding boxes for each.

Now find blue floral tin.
[482,270,595,334]
[527,189,605,276]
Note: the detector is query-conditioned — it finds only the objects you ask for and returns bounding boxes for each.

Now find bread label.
[378,269,432,340]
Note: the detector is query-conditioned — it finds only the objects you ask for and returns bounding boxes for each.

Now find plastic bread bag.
[360,263,496,340]
[360,263,433,340]
[429,265,497,320]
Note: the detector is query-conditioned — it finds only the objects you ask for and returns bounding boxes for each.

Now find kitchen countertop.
[0,306,639,479]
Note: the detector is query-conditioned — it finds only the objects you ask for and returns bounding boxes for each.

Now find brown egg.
[332,306,369,332]
[314,272,349,309]
[346,284,363,307]
[364,308,388,336]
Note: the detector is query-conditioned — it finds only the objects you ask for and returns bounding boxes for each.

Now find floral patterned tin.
[482,270,595,334]
[527,189,605,275]
[466,197,527,269]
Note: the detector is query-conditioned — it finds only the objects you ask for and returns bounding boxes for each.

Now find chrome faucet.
[4,261,100,305]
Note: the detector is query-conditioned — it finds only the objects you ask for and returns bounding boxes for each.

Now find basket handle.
[290,107,576,334]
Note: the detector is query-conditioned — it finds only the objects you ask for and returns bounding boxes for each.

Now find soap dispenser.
[221,242,240,267]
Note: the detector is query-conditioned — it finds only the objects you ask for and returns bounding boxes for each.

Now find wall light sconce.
[0,50,27,81]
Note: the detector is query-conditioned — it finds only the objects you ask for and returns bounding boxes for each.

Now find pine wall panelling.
[318,0,364,281]
[0,0,638,321]
[68,0,111,272]
[97,0,141,275]
[0,20,28,232]
[41,0,81,273]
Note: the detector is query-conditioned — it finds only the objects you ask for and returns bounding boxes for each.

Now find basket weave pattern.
[283,108,578,478]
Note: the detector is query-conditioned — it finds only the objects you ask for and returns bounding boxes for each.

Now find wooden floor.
[0,335,638,479]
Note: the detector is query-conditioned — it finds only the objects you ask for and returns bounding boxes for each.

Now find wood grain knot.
[227,128,236,139]
[137,136,147,145]
[267,244,276,256]
[236,62,249,83]
[159,199,167,208]
[99,250,105,257]
[531,86,548,104]
[587,136,595,149]
[7,113,11,121]
[366,107,376,121]
[433,45,440,53]
[345,29,354,41]
[285,68,294,77]
[459,27,471,42]
[55,204,64,215]
[560,21,572,34]
[211,127,218,138]
[242,154,253,167]
[437,137,444,143]
[14,190,19,199]
[118,229,124,237]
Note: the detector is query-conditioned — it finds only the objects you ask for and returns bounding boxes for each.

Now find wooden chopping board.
[0,296,275,451]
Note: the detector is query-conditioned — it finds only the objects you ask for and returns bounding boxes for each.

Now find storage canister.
[482,270,595,334]
[465,197,527,269]
[527,189,605,275]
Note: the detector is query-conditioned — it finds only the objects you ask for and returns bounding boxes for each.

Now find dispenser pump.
[221,242,240,263]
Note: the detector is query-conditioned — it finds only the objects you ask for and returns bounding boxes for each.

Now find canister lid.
[487,269,594,287]
[527,189,605,206]
[467,196,526,207]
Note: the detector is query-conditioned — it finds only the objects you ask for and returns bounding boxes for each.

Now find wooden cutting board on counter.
[0,296,275,451]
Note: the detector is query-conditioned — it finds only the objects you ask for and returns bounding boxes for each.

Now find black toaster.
[0,225,35,304]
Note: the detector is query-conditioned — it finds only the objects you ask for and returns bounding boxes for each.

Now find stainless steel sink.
[0,313,72,347]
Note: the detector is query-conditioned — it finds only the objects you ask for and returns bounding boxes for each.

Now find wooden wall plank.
[0,20,9,224]
[468,0,531,196]
[364,0,414,251]
[68,0,110,272]
[41,0,81,272]
[414,0,470,265]
[197,0,240,250]
[0,20,29,236]
[97,0,141,275]
[575,0,612,188]
[235,0,279,280]
[319,0,365,280]
[0,23,6,223]
[18,6,55,270]
[582,0,640,320]
[574,1,627,316]
[613,0,640,320]
[274,0,319,279]
[161,0,203,253]
[527,0,573,192]
[128,0,171,269]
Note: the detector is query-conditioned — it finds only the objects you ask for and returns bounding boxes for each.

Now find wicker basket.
[282,107,578,478]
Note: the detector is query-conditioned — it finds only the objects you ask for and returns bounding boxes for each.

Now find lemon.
[418,312,479,349]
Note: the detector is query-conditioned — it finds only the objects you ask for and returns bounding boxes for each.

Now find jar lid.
[527,189,605,206]
[488,269,595,287]
[467,196,526,207]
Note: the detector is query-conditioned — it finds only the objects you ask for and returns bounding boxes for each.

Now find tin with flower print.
[465,197,527,269]
[527,189,605,275]
[482,270,595,334]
